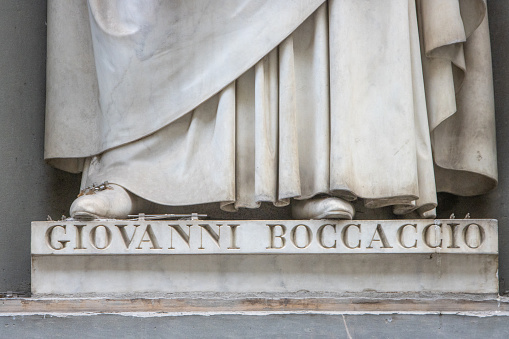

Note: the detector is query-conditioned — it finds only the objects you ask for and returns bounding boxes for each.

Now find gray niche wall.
[0,0,80,293]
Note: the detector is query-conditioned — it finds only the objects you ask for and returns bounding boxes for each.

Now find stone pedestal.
[31,219,498,296]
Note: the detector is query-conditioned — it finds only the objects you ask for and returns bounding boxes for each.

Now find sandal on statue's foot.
[70,183,135,220]
[292,197,355,220]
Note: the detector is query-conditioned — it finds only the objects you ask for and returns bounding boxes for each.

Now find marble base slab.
[31,219,499,296]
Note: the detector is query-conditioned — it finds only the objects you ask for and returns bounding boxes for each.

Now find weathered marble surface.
[46,1,497,220]
[31,219,498,296]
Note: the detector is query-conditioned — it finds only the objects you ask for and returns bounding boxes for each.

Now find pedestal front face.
[31,219,498,296]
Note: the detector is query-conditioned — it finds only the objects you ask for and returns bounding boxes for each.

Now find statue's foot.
[70,184,135,220]
[292,197,355,220]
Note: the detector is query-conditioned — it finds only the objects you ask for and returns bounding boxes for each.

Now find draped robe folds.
[45,0,497,217]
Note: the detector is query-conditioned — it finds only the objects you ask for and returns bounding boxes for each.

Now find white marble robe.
[45,0,497,217]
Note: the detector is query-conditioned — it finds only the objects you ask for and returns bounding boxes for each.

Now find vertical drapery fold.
[50,0,496,218]
[418,0,497,196]
[329,0,429,212]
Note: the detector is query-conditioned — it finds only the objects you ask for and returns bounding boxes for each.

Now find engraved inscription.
[136,224,161,250]
[74,225,87,250]
[397,224,417,249]
[33,219,497,255]
[341,224,361,249]
[89,225,112,250]
[116,224,139,249]
[367,224,392,249]
[168,224,191,249]
[317,224,337,249]
[199,224,221,249]
[45,225,70,250]
[291,224,313,249]
[267,224,286,249]
[463,223,485,249]
[423,223,442,248]
[227,224,240,250]
[447,223,460,249]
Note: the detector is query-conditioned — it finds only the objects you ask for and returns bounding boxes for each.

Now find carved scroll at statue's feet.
[292,197,355,220]
[70,184,135,220]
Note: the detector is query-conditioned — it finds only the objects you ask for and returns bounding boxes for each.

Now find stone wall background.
[0,0,508,294]
[0,1,80,293]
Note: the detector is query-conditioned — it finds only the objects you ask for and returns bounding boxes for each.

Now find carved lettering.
[423,223,442,248]
[446,223,460,249]
[463,223,485,249]
[199,224,221,249]
[317,224,337,249]
[367,224,392,249]
[89,225,112,250]
[341,224,361,249]
[74,224,87,249]
[135,224,161,249]
[227,224,240,249]
[290,224,313,249]
[168,224,191,249]
[35,219,496,255]
[116,224,139,249]
[266,224,286,249]
[45,225,70,250]
[397,224,417,249]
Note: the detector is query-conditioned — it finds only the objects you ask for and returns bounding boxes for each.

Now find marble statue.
[45,0,497,220]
